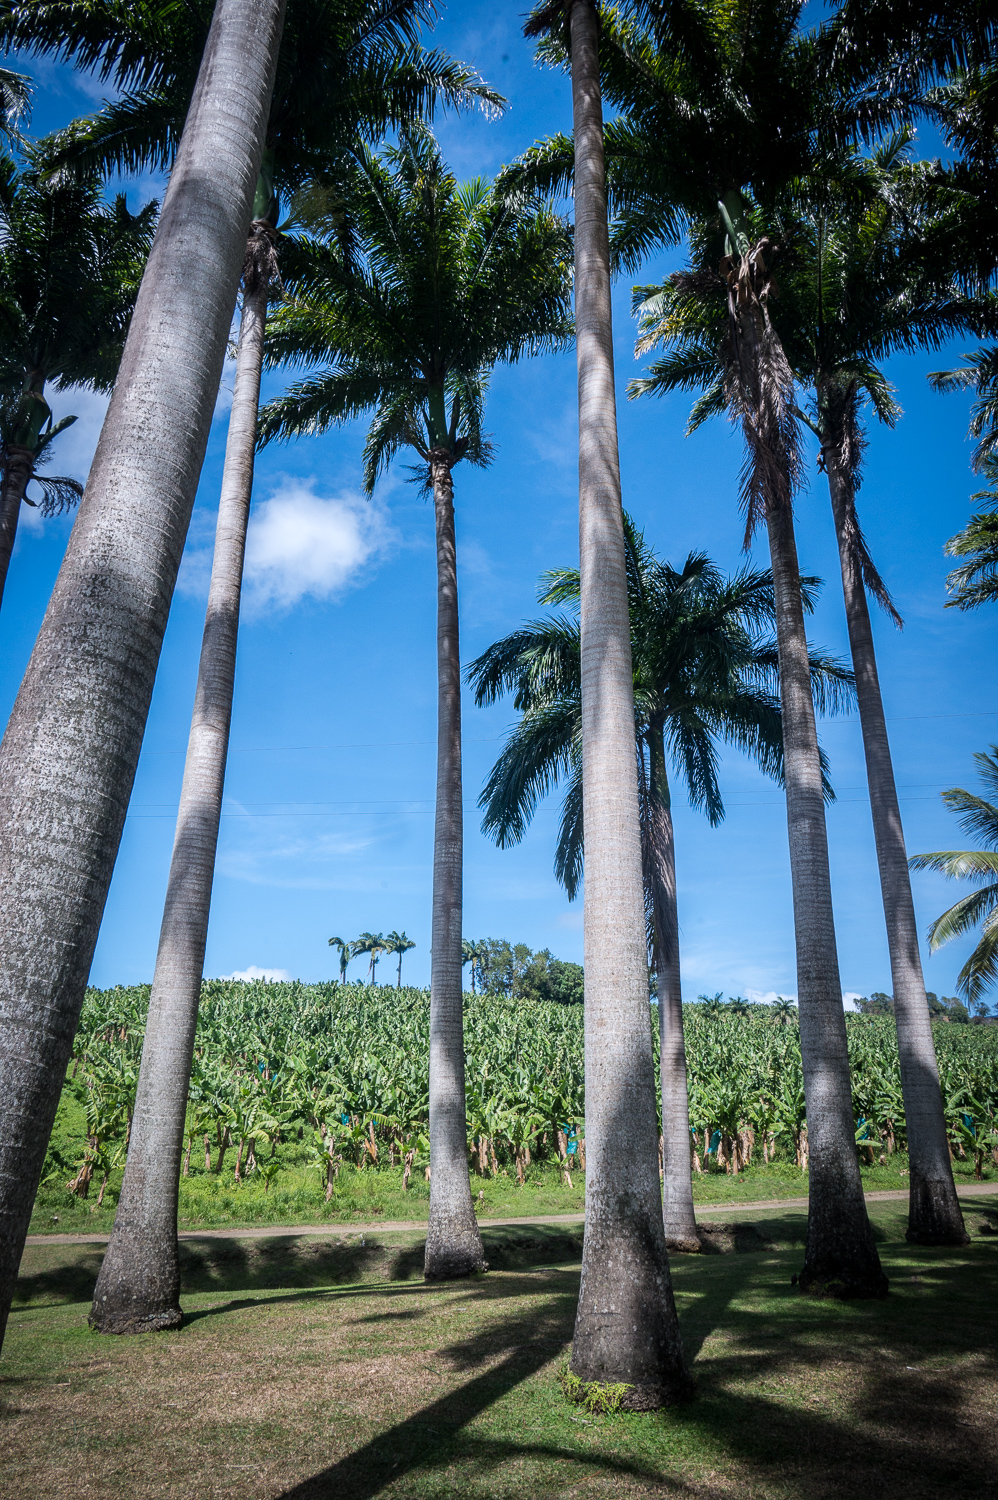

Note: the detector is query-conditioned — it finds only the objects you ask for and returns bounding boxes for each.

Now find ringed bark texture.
[424,451,485,1280]
[824,444,966,1247]
[91,263,270,1335]
[0,0,285,1352]
[567,0,688,1407]
[646,752,699,1252]
[0,445,34,613]
[765,492,887,1298]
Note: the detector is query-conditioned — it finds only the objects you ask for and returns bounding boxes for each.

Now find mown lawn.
[4,1199,997,1498]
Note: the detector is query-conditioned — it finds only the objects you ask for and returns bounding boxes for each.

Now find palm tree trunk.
[0,445,34,614]
[722,230,886,1298]
[90,245,271,1335]
[424,449,485,1280]
[0,0,285,1354]
[566,0,687,1407]
[645,726,699,1252]
[823,441,967,1246]
[765,484,887,1296]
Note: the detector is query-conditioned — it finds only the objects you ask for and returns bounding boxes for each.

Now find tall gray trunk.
[0,0,285,1353]
[424,451,485,1280]
[0,445,34,614]
[823,443,967,1247]
[90,260,270,1336]
[764,490,887,1297]
[645,740,699,1252]
[566,0,688,1407]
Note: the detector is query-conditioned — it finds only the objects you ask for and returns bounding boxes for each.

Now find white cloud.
[842,992,864,1012]
[222,964,293,982]
[745,989,796,1007]
[242,480,393,613]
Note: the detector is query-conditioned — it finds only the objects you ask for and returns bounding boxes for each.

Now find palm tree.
[258,125,572,1282]
[630,141,972,1245]
[944,459,998,609]
[83,3,497,1339]
[0,153,156,613]
[910,748,998,1006]
[0,0,286,1354]
[328,934,351,984]
[469,516,853,1252]
[773,997,798,1025]
[384,930,416,988]
[354,931,386,985]
[527,0,888,1300]
[461,938,484,995]
[520,0,688,1405]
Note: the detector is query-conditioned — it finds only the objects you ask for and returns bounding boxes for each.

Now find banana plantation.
[53,981,998,1210]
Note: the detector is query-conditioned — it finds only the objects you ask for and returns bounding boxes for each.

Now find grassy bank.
[30,1147,976,1238]
[6,1199,998,1498]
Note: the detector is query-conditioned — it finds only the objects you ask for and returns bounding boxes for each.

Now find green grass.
[6,1199,998,1498]
[31,1140,990,1239]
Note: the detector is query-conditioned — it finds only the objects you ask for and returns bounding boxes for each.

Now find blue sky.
[2,4,993,1001]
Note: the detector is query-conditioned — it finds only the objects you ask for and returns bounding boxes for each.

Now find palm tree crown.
[258,125,573,477]
[910,747,998,1006]
[383,930,416,988]
[468,514,851,899]
[4,0,501,206]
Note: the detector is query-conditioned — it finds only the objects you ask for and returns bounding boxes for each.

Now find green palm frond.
[474,511,847,895]
[911,749,998,1003]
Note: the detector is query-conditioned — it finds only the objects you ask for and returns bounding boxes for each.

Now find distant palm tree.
[353,932,386,986]
[698,993,724,1016]
[631,140,973,1245]
[384,931,416,988]
[461,939,484,995]
[470,518,851,1250]
[943,457,998,611]
[259,125,572,1283]
[773,997,798,1025]
[910,747,998,1006]
[328,935,351,985]
[0,153,156,612]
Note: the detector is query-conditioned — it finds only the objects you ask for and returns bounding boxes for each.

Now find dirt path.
[24,1180,998,1247]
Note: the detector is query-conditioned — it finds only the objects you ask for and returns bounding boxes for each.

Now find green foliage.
[911,747,998,1004]
[558,1364,632,1415]
[471,938,583,1005]
[44,982,998,1222]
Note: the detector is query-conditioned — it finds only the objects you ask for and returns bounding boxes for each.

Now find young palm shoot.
[258,127,573,1280]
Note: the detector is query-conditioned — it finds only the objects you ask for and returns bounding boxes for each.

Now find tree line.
[0,0,994,1413]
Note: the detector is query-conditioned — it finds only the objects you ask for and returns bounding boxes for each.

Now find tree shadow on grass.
[13,1225,587,1310]
[274,1296,682,1500]
[178,1265,582,1329]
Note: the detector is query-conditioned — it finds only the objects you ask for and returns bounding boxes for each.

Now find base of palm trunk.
[88,1303,182,1335]
[797,1254,889,1299]
[905,1172,970,1246]
[424,1217,487,1280]
[89,1220,183,1333]
[664,1233,702,1254]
